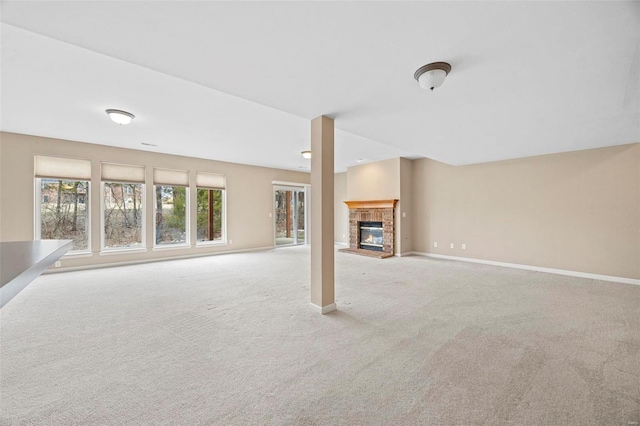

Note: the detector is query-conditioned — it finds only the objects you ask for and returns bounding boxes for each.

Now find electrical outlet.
[228,239,232,244]
[433,242,438,248]
[54,261,61,268]
[462,243,466,250]
[268,212,272,217]
[342,234,345,239]
[450,243,454,249]
[402,212,406,218]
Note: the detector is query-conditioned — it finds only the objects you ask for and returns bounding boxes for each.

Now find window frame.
[195,187,227,246]
[100,180,146,253]
[153,184,190,249]
[34,177,92,256]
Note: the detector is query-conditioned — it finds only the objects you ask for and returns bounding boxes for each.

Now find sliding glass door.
[274,187,306,246]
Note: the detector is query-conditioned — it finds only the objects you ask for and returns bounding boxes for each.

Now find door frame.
[272,183,310,247]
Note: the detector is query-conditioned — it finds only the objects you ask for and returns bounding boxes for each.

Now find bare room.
[1,2,638,424]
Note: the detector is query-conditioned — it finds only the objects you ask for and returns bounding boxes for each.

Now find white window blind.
[154,168,189,186]
[34,155,91,180]
[101,162,145,183]
[196,172,225,190]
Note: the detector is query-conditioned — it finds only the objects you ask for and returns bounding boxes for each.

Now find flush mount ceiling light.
[414,62,451,91]
[106,109,135,125]
[301,150,312,159]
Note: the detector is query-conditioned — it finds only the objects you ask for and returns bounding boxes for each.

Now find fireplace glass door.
[274,187,306,246]
[359,221,383,252]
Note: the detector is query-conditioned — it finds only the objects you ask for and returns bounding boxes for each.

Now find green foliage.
[196,189,209,234]
[165,187,186,230]
[154,185,186,244]
[196,188,223,240]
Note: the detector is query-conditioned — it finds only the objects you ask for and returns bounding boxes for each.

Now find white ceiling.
[1,1,639,172]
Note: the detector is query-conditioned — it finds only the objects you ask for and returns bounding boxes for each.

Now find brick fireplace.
[339,199,398,259]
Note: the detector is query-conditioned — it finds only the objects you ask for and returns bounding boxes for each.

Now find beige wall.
[6,131,637,279]
[0,141,3,241]
[412,144,640,280]
[0,132,310,269]
[347,158,400,201]
[346,157,414,254]
[334,172,348,244]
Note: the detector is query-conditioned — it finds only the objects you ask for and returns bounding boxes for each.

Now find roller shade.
[35,155,91,180]
[101,162,145,183]
[196,172,225,190]
[154,168,189,186]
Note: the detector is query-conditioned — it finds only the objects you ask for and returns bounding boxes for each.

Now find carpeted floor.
[1,246,639,425]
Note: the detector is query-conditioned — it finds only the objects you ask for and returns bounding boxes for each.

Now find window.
[197,189,224,242]
[196,172,226,243]
[34,156,91,254]
[154,168,189,247]
[101,163,145,250]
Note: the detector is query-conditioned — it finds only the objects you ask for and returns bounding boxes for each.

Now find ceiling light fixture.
[106,109,135,125]
[414,62,451,91]
[301,150,312,159]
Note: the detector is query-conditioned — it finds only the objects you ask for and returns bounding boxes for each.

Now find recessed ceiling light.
[301,150,312,159]
[141,142,157,147]
[356,158,365,163]
[297,165,308,169]
[414,62,451,91]
[106,109,135,125]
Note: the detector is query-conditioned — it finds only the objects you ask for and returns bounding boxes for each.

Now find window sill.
[195,241,227,248]
[100,248,148,256]
[152,244,190,252]
[63,251,93,259]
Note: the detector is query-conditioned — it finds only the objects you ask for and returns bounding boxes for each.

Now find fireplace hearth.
[339,199,397,259]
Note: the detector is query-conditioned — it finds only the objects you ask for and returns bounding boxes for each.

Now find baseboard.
[310,302,337,314]
[43,246,276,274]
[396,252,414,257]
[408,252,640,286]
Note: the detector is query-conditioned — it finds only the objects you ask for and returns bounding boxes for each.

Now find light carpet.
[1,246,639,425]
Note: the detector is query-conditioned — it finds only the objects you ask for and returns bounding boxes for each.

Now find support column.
[310,116,336,314]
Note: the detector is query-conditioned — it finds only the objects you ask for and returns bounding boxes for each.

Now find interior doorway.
[274,186,307,246]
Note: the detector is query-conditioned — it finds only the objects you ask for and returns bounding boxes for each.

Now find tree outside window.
[155,185,188,245]
[197,188,223,242]
[103,182,143,249]
[38,178,89,252]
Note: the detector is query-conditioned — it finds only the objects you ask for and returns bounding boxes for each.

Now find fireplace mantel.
[344,199,398,209]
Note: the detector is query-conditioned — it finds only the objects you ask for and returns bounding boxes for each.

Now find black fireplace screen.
[359,221,383,252]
